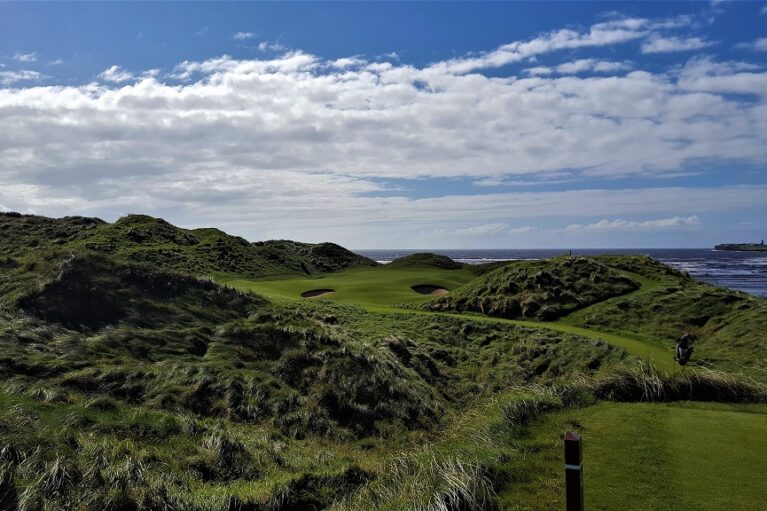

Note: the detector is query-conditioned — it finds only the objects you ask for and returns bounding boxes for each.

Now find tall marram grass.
[590,362,766,403]
[334,449,498,511]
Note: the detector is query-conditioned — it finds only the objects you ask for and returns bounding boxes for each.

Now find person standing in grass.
[675,333,695,365]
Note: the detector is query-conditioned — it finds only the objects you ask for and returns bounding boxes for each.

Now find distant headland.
[715,241,767,252]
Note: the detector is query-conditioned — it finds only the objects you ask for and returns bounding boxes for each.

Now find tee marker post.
[564,431,584,511]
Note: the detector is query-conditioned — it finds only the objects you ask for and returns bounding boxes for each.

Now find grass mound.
[17,253,256,331]
[387,253,464,270]
[2,213,375,280]
[566,259,767,379]
[0,212,104,259]
[590,363,766,403]
[255,240,379,274]
[423,256,639,320]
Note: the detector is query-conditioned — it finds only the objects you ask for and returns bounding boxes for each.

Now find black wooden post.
[564,431,584,511]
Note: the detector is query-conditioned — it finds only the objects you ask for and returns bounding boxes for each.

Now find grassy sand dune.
[1,212,764,509]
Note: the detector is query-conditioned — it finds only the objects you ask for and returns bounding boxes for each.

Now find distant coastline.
[715,242,767,252]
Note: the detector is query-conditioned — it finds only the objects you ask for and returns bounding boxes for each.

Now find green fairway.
[505,401,767,510]
[219,265,477,307]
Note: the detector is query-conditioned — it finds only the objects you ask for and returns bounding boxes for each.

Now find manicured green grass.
[220,265,477,307]
[504,401,767,510]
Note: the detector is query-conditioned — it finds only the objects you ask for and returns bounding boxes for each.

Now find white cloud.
[47,58,64,66]
[432,17,650,74]
[0,70,45,86]
[564,215,701,232]
[455,223,510,236]
[98,65,134,83]
[141,68,161,78]
[257,41,287,53]
[233,32,255,40]
[331,57,367,69]
[1,14,767,245]
[677,56,767,95]
[761,5,767,15]
[736,37,767,52]
[526,58,631,75]
[641,35,716,54]
[13,52,37,63]
[509,225,538,234]
[3,48,767,187]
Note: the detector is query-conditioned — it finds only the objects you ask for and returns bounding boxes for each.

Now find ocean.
[356,248,767,298]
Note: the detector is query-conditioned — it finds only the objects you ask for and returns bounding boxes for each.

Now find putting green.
[220,265,477,307]
[504,401,767,510]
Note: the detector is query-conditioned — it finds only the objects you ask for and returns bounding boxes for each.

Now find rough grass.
[1,212,376,280]
[386,253,465,270]
[564,256,767,381]
[334,452,498,511]
[0,243,634,508]
[423,256,639,321]
[2,213,766,509]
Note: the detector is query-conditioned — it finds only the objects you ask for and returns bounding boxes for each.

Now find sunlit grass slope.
[221,265,477,307]
[2,211,764,509]
[505,401,767,511]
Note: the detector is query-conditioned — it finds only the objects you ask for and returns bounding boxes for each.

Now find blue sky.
[1,1,766,248]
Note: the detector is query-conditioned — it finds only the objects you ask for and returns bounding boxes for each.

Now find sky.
[1,1,766,249]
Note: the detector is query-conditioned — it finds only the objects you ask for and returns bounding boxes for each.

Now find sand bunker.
[411,284,449,296]
[301,289,336,298]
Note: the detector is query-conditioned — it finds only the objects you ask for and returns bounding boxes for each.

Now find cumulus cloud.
[677,56,767,95]
[0,70,45,85]
[7,46,759,184]
[233,31,255,40]
[98,65,134,83]
[13,52,37,62]
[564,215,701,231]
[641,35,716,53]
[1,13,766,245]
[331,57,367,69]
